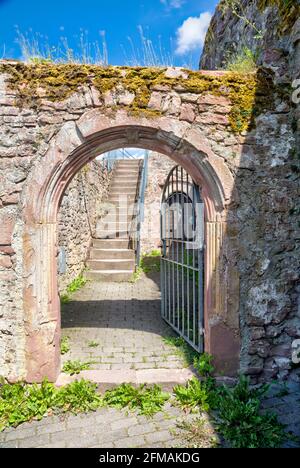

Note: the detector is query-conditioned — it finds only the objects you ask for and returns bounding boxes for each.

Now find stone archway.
[21,109,239,382]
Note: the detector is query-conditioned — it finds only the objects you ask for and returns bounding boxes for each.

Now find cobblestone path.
[1,383,299,448]
[61,274,187,371]
[0,404,216,449]
[1,274,299,448]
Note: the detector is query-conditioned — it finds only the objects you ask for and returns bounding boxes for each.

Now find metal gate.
[160,166,204,353]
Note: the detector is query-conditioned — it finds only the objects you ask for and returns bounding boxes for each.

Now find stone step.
[116,159,142,164]
[56,368,196,392]
[110,188,137,195]
[85,270,134,282]
[114,170,140,176]
[96,230,130,239]
[110,181,138,188]
[89,248,135,260]
[87,259,135,271]
[101,214,134,223]
[109,195,136,202]
[97,221,132,231]
[115,162,140,169]
[112,177,139,184]
[92,239,130,249]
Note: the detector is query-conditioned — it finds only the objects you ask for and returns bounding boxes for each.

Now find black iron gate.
[160,166,204,353]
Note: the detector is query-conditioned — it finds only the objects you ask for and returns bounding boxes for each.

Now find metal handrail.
[99,149,138,172]
[129,151,149,267]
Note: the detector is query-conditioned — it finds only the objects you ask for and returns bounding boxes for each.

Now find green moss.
[0,63,285,133]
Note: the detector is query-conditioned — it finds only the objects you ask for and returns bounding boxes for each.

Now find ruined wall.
[201,0,300,383]
[58,160,111,292]
[0,61,298,382]
[141,152,174,254]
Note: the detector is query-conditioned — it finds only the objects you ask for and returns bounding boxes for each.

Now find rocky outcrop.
[200,0,300,81]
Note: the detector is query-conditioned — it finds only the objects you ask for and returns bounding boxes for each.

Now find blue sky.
[0,0,218,68]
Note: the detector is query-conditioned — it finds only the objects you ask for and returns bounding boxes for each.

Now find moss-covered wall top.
[0,62,288,133]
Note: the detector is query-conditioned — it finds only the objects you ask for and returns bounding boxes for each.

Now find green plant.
[61,336,71,355]
[55,380,102,413]
[15,27,108,65]
[220,1,263,38]
[130,266,143,283]
[194,353,215,377]
[131,251,161,282]
[60,293,71,304]
[226,47,258,73]
[140,252,161,274]
[163,336,198,367]
[177,417,220,448]
[67,275,87,294]
[174,377,216,412]
[215,376,285,448]
[88,341,100,348]
[0,379,102,431]
[275,382,290,398]
[103,383,170,417]
[62,360,93,376]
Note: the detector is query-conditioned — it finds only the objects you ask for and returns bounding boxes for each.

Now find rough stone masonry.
[0,52,298,384]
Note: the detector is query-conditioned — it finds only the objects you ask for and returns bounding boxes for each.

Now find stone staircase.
[85,159,142,282]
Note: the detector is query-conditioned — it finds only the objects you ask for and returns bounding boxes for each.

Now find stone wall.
[58,160,111,292]
[200,1,300,383]
[141,152,175,254]
[0,60,298,383]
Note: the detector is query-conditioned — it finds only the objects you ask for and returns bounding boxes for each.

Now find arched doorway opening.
[21,112,239,382]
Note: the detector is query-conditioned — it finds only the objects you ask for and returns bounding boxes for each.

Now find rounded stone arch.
[21,110,239,382]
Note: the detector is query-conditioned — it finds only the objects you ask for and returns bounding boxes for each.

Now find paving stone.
[110,416,138,431]
[128,422,156,436]
[114,435,146,448]
[145,430,172,444]
[4,426,37,441]
[18,434,51,448]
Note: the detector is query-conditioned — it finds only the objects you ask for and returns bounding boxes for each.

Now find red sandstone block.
[0,254,12,268]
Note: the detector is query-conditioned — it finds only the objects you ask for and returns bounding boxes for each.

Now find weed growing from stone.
[163,336,198,367]
[177,416,220,448]
[60,336,71,355]
[62,360,94,375]
[174,357,286,448]
[102,383,170,417]
[193,353,215,377]
[60,274,88,304]
[214,376,286,448]
[0,379,102,431]
[88,341,100,348]
[226,47,258,73]
[66,274,87,294]
[174,377,217,412]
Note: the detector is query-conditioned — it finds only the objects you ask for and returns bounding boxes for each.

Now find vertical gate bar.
[181,166,185,338]
[192,186,196,347]
[160,204,164,319]
[198,202,205,352]
[185,173,191,340]
[168,178,171,324]
[176,166,179,332]
[172,169,175,329]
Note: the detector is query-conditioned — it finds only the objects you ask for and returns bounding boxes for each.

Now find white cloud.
[160,0,185,9]
[175,11,212,55]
